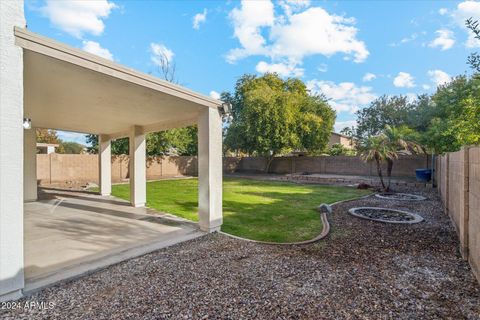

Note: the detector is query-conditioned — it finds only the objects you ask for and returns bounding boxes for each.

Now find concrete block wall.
[37,154,198,184]
[437,146,479,283]
[468,147,480,281]
[448,149,469,258]
[37,154,429,184]
[230,155,429,177]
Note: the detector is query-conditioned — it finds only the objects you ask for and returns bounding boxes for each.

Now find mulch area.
[2,187,479,319]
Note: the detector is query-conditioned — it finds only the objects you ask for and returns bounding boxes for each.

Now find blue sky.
[25,0,480,144]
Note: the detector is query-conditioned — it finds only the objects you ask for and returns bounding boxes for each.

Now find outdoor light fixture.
[220,102,232,116]
[23,117,32,130]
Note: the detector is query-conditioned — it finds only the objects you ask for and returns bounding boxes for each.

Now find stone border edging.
[348,207,424,224]
[374,193,427,201]
[218,193,374,245]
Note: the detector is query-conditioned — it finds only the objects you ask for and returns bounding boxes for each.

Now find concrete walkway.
[24,188,204,292]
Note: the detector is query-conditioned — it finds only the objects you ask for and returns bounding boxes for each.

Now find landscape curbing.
[218,193,374,245]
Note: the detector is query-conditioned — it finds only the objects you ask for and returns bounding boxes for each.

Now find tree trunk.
[265,156,274,173]
[375,157,386,190]
[386,158,393,192]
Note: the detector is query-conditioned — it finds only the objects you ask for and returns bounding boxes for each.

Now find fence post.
[461,147,470,260]
[445,153,450,216]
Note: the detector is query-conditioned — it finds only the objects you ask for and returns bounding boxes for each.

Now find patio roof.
[14,27,222,138]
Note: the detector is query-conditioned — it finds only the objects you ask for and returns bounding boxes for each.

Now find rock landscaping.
[1,186,478,319]
[375,192,427,201]
[349,207,424,224]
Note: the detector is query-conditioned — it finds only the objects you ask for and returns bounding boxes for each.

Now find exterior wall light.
[219,102,232,116]
[23,117,32,130]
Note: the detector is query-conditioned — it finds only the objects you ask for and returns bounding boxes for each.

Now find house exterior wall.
[327,133,355,149]
[0,0,26,301]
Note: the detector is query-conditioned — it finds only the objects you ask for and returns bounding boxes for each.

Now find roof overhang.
[14,27,222,138]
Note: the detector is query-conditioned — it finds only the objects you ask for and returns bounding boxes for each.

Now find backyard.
[108,177,370,242]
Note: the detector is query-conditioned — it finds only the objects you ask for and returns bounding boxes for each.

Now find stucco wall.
[0,0,26,300]
[437,146,479,283]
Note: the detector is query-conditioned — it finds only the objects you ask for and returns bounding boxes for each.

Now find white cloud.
[40,0,116,38]
[209,91,221,100]
[255,61,304,77]
[393,72,415,88]
[318,63,328,72]
[466,32,480,48]
[452,1,480,48]
[227,1,368,74]
[439,8,448,15]
[334,120,357,133]
[227,0,275,62]
[269,7,369,63]
[422,84,431,90]
[390,33,418,47]
[362,72,376,82]
[193,9,207,30]
[307,80,377,113]
[57,131,88,145]
[150,43,174,65]
[81,40,113,60]
[429,29,455,50]
[428,69,451,86]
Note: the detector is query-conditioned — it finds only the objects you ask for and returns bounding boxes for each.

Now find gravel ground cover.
[349,207,422,222]
[1,187,479,319]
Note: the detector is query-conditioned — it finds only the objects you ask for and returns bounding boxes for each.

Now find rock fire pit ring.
[375,193,426,201]
[348,207,424,224]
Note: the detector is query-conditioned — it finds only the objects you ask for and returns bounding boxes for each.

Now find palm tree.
[383,125,423,190]
[360,125,424,192]
[359,135,392,191]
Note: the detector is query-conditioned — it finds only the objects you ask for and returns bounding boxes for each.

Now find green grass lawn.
[110,177,370,243]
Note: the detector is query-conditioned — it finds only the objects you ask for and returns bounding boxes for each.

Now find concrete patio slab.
[24,189,204,293]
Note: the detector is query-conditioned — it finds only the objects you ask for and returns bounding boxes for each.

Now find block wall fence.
[36,154,430,184]
[436,146,480,283]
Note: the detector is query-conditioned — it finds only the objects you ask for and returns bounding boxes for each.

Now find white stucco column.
[0,0,26,301]
[24,128,37,202]
[129,126,146,207]
[99,134,112,196]
[197,107,223,232]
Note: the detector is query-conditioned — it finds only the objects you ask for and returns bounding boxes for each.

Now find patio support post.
[24,127,37,201]
[129,125,146,207]
[0,0,26,301]
[197,107,223,232]
[99,134,111,196]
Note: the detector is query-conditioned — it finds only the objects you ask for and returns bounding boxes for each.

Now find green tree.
[360,125,423,191]
[86,126,198,156]
[419,75,480,153]
[327,143,353,156]
[466,18,480,72]
[60,141,85,154]
[224,73,335,171]
[359,135,391,190]
[355,95,413,138]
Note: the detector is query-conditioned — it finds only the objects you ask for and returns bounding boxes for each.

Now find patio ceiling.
[15,27,222,138]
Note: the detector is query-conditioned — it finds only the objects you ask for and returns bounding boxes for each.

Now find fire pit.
[375,193,426,201]
[348,207,424,224]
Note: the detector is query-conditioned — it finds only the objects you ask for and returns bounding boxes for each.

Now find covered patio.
[24,188,203,292]
[0,7,223,301]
